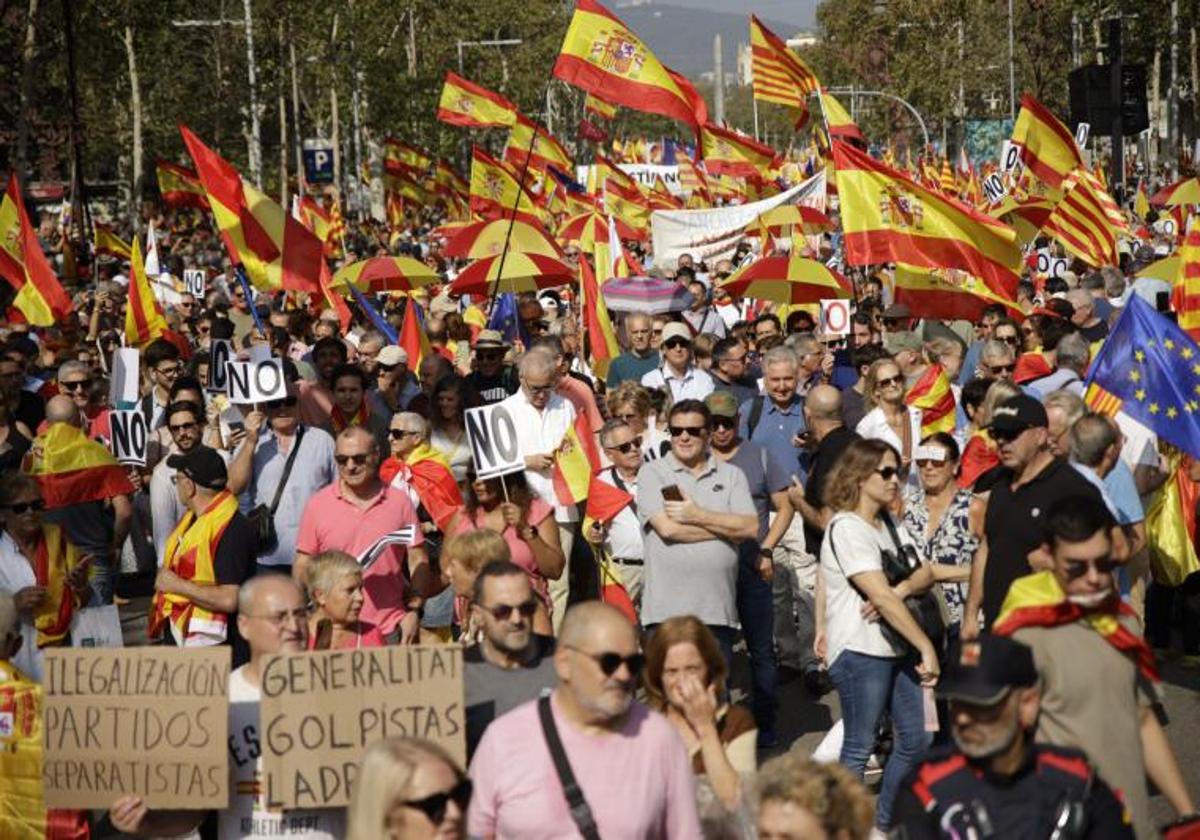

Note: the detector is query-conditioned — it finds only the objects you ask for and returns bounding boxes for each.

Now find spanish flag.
[155,159,210,210]
[1011,94,1084,190]
[469,146,546,224]
[749,15,819,116]
[580,249,619,378]
[994,570,1159,683]
[0,175,73,327]
[1172,221,1200,341]
[124,238,168,348]
[553,0,705,133]
[700,122,778,177]
[504,115,574,173]
[92,222,132,260]
[26,422,134,509]
[553,414,600,505]
[904,363,956,436]
[833,140,1022,300]
[437,71,519,128]
[181,124,323,294]
[384,138,432,178]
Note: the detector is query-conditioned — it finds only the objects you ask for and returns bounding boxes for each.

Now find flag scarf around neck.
[27,422,135,509]
[553,0,705,133]
[31,524,82,648]
[124,237,168,347]
[1011,94,1084,190]
[832,141,1022,300]
[993,570,1159,683]
[0,175,73,327]
[404,442,464,532]
[180,124,323,294]
[437,71,519,128]
[156,159,210,210]
[904,363,956,435]
[150,490,240,645]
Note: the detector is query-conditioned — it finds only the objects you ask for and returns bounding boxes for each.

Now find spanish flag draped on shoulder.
[553,0,705,134]
[1011,94,1084,190]
[437,71,519,128]
[180,124,323,294]
[124,238,168,347]
[833,140,1022,300]
[26,423,134,509]
[0,175,72,327]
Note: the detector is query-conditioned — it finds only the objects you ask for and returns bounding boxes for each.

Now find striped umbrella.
[448,252,576,296]
[557,211,646,245]
[1150,177,1200,207]
[601,275,694,314]
[443,218,563,259]
[330,256,439,294]
[719,255,851,304]
[745,205,835,236]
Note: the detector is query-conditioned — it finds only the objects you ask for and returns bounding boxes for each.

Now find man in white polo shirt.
[640,322,715,401]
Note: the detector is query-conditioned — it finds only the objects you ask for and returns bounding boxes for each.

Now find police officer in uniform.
[889,634,1133,839]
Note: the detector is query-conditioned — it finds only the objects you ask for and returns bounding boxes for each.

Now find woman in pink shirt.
[305,551,385,649]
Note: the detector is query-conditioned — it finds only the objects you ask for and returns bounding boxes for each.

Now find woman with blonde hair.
[755,753,874,840]
[346,736,469,840]
[306,551,385,649]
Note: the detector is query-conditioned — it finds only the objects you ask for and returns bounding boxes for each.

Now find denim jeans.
[829,649,932,828]
[737,547,778,733]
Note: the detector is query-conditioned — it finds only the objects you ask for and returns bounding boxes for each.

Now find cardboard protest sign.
[259,646,465,810]
[207,339,233,393]
[109,408,149,466]
[42,647,230,809]
[226,358,287,404]
[465,404,524,479]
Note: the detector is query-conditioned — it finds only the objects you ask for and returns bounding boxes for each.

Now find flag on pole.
[1011,94,1084,190]
[904,363,956,435]
[155,160,210,209]
[700,123,779,177]
[0,174,73,327]
[749,15,819,115]
[436,71,519,128]
[124,238,168,348]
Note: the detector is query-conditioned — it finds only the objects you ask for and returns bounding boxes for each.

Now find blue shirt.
[737,395,807,481]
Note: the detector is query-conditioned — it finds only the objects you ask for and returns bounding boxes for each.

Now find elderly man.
[640,322,715,401]
[294,426,431,642]
[638,399,758,663]
[469,602,701,838]
[606,313,660,388]
[501,349,578,629]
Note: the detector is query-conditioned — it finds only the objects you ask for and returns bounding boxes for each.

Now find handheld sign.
[208,339,233,393]
[183,268,207,298]
[259,646,465,809]
[820,299,851,337]
[982,173,1007,206]
[464,404,523,479]
[109,408,149,466]
[109,347,141,408]
[42,647,230,809]
[226,358,287,405]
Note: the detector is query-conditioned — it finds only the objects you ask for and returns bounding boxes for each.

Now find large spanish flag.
[700,122,778,177]
[0,175,72,327]
[504,115,574,172]
[553,0,705,133]
[904,363,956,436]
[27,422,134,509]
[1042,168,1120,267]
[833,140,1022,300]
[155,159,209,209]
[180,124,323,293]
[437,71,519,128]
[124,238,168,347]
[1011,94,1084,190]
[750,15,819,112]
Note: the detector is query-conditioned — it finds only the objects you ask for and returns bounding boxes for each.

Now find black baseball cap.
[167,446,228,490]
[988,394,1048,434]
[937,635,1038,705]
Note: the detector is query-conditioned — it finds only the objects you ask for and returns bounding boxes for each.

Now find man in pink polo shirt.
[294,426,432,641]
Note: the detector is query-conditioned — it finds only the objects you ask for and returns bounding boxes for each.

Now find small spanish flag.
[904,363,956,436]
[27,423,134,509]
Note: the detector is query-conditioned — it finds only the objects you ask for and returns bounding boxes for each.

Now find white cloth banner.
[650,170,826,267]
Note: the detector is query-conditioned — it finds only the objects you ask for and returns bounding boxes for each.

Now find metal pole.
[1008,0,1016,121]
[242,0,262,186]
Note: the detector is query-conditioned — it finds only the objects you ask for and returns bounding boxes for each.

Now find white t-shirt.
[820,511,910,666]
[222,667,345,839]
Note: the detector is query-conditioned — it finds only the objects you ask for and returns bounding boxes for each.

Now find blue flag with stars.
[1084,294,1200,460]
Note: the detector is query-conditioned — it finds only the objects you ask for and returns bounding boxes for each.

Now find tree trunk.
[123,23,143,233]
[15,0,39,186]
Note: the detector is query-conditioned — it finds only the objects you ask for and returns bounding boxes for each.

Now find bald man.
[469,603,702,838]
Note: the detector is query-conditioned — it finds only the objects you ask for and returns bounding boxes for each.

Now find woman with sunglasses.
[305,550,385,649]
[428,375,478,484]
[347,736,469,840]
[855,358,922,478]
[819,437,939,832]
[643,616,757,815]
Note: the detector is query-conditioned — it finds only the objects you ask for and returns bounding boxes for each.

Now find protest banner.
[207,339,233,393]
[182,268,207,297]
[42,647,230,809]
[226,358,287,404]
[259,645,465,810]
[109,408,149,466]
[464,403,524,479]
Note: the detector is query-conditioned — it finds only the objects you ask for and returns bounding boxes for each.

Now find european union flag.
[1085,294,1200,460]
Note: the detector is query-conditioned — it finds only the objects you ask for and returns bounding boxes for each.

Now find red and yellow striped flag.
[155,160,209,210]
[749,15,818,120]
[93,222,132,260]
[1042,169,1120,267]
[700,122,779,177]
[552,413,600,504]
[0,175,72,327]
[26,422,134,509]
[905,363,956,436]
[504,115,574,172]
[124,238,167,348]
[1011,94,1084,190]
[1172,221,1200,340]
[437,71,519,128]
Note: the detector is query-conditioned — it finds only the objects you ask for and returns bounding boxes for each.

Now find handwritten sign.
[259,646,464,809]
[42,647,230,809]
[109,409,149,466]
[465,404,523,479]
[226,358,287,404]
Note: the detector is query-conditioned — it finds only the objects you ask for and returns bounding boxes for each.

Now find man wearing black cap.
[890,634,1133,839]
[962,394,1107,637]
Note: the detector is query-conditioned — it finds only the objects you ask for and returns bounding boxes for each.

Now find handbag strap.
[537,695,601,840]
[268,426,305,515]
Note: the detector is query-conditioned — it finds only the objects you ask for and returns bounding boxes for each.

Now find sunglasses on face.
[61,379,91,392]
[668,424,706,438]
[264,396,298,410]
[5,500,45,514]
[876,375,903,389]
[605,436,643,454]
[400,778,473,826]
[567,645,646,677]
[486,600,538,621]
[875,466,900,480]
[334,453,371,467]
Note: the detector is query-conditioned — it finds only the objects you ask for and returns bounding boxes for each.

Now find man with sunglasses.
[639,322,715,401]
[466,330,519,405]
[469,602,701,838]
[606,313,660,389]
[465,560,558,757]
[591,419,648,608]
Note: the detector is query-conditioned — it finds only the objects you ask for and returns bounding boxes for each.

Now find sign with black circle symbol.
[982,173,1007,206]
[207,339,233,393]
[183,269,207,298]
[1002,141,1023,174]
[109,409,148,466]
[820,299,851,337]
[225,359,287,404]
[464,404,523,479]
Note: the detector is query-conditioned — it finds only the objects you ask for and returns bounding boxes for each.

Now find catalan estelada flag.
[26,422,134,509]
[833,140,1022,300]
[124,238,167,348]
[155,160,209,210]
[181,124,323,294]
[904,363,956,435]
[1011,94,1084,190]
[1172,220,1200,341]
[553,0,705,133]
[553,414,600,505]
[750,15,818,118]
[700,123,778,177]
[92,222,132,260]
[504,115,574,173]
[0,175,72,327]
[437,71,519,128]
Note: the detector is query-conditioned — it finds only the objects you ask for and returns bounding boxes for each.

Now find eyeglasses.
[4,500,45,514]
[987,363,1016,375]
[243,607,308,628]
[60,379,91,392]
[662,338,690,350]
[168,421,199,433]
[668,425,707,438]
[334,453,371,467]
[399,778,473,826]
[389,429,419,440]
[605,436,643,454]
[264,396,298,410]
[565,645,646,677]
[876,375,904,389]
[711,416,737,430]
[875,466,900,481]
[485,599,538,621]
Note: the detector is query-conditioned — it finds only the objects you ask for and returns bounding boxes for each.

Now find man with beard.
[890,634,1133,839]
